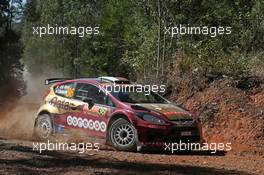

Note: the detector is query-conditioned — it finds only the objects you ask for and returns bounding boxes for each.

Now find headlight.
[138,113,166,124]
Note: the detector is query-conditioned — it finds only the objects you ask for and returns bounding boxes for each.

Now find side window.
[54,82,75,98]
[74,83,90,100]
[74,83,110,106]
[106,96,115,107]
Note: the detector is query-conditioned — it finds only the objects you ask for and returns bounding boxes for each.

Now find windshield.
[107,85,168,104]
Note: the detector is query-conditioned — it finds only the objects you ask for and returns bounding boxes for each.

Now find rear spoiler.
[45,78,71,85]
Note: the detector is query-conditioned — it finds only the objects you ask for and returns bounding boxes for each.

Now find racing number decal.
[66,87,75,98]
[66,115,107,132]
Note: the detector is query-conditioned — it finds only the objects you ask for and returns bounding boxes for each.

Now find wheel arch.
[38,110,51,116]
[107,113,130,128]
[106,113,131,142]
[35,110,55,132]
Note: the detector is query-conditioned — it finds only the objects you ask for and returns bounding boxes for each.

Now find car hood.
[133,103,193,120]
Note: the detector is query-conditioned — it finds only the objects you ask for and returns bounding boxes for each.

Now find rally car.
[34,76,203,151]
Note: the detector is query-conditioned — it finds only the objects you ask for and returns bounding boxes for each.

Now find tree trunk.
[162,17,166,76]
[156,0,161,78]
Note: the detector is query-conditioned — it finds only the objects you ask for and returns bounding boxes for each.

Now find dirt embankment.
[170,77,264,149]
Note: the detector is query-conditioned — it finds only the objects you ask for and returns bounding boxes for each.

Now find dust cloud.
[0,70,50,140]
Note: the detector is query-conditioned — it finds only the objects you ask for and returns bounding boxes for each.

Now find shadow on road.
[0,142,249,175]
[141,149,227,156]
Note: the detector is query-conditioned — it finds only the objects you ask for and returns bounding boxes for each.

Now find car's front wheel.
[34,114,53,140]
[109,118,137,151]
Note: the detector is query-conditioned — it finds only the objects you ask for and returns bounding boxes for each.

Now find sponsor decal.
[98,107,107,116]
[164,111,190,116]
[94,120,100,131]
[163,112,194,126]
[49,97,75,110]
[66,115,107,132]
[164,112,193,120]
[174,120,195,127]
[83,119,89,128]
[55,84,74,96]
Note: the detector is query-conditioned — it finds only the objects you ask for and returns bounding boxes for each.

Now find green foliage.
[0,0,25,98]
[21,0,264,80]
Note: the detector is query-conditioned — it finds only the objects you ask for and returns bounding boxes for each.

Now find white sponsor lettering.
[66,116,106,132]
[94,121,100,131]
[73,116,78,127]
[83,119,89,129]
[88,119,94,130]
[100,121,107,132]
[77,117,83,128]
[67,116,73,125]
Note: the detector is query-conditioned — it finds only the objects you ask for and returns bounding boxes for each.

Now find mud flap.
[135,128,142,151]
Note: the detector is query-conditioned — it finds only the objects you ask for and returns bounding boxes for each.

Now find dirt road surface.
[0,138,263,175]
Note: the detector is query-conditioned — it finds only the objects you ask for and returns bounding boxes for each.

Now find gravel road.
[0,138,263,175]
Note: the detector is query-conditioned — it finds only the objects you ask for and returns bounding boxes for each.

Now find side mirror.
[82,97,94,109]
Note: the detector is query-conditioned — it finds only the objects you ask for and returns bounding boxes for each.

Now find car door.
[50,81,77,133]
[52,82,76,114]
[65,82,115,139]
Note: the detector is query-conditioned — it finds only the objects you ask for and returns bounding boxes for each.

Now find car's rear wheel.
[109,118,137,151]
[34,114,53,140]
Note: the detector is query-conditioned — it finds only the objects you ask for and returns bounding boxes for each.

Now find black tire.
[34,114,53,140]
[109,118,137,151]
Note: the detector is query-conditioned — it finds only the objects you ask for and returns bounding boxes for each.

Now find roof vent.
[98,76,130,84]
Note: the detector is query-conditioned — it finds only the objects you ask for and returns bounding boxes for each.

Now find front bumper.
[135,123,203,147]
